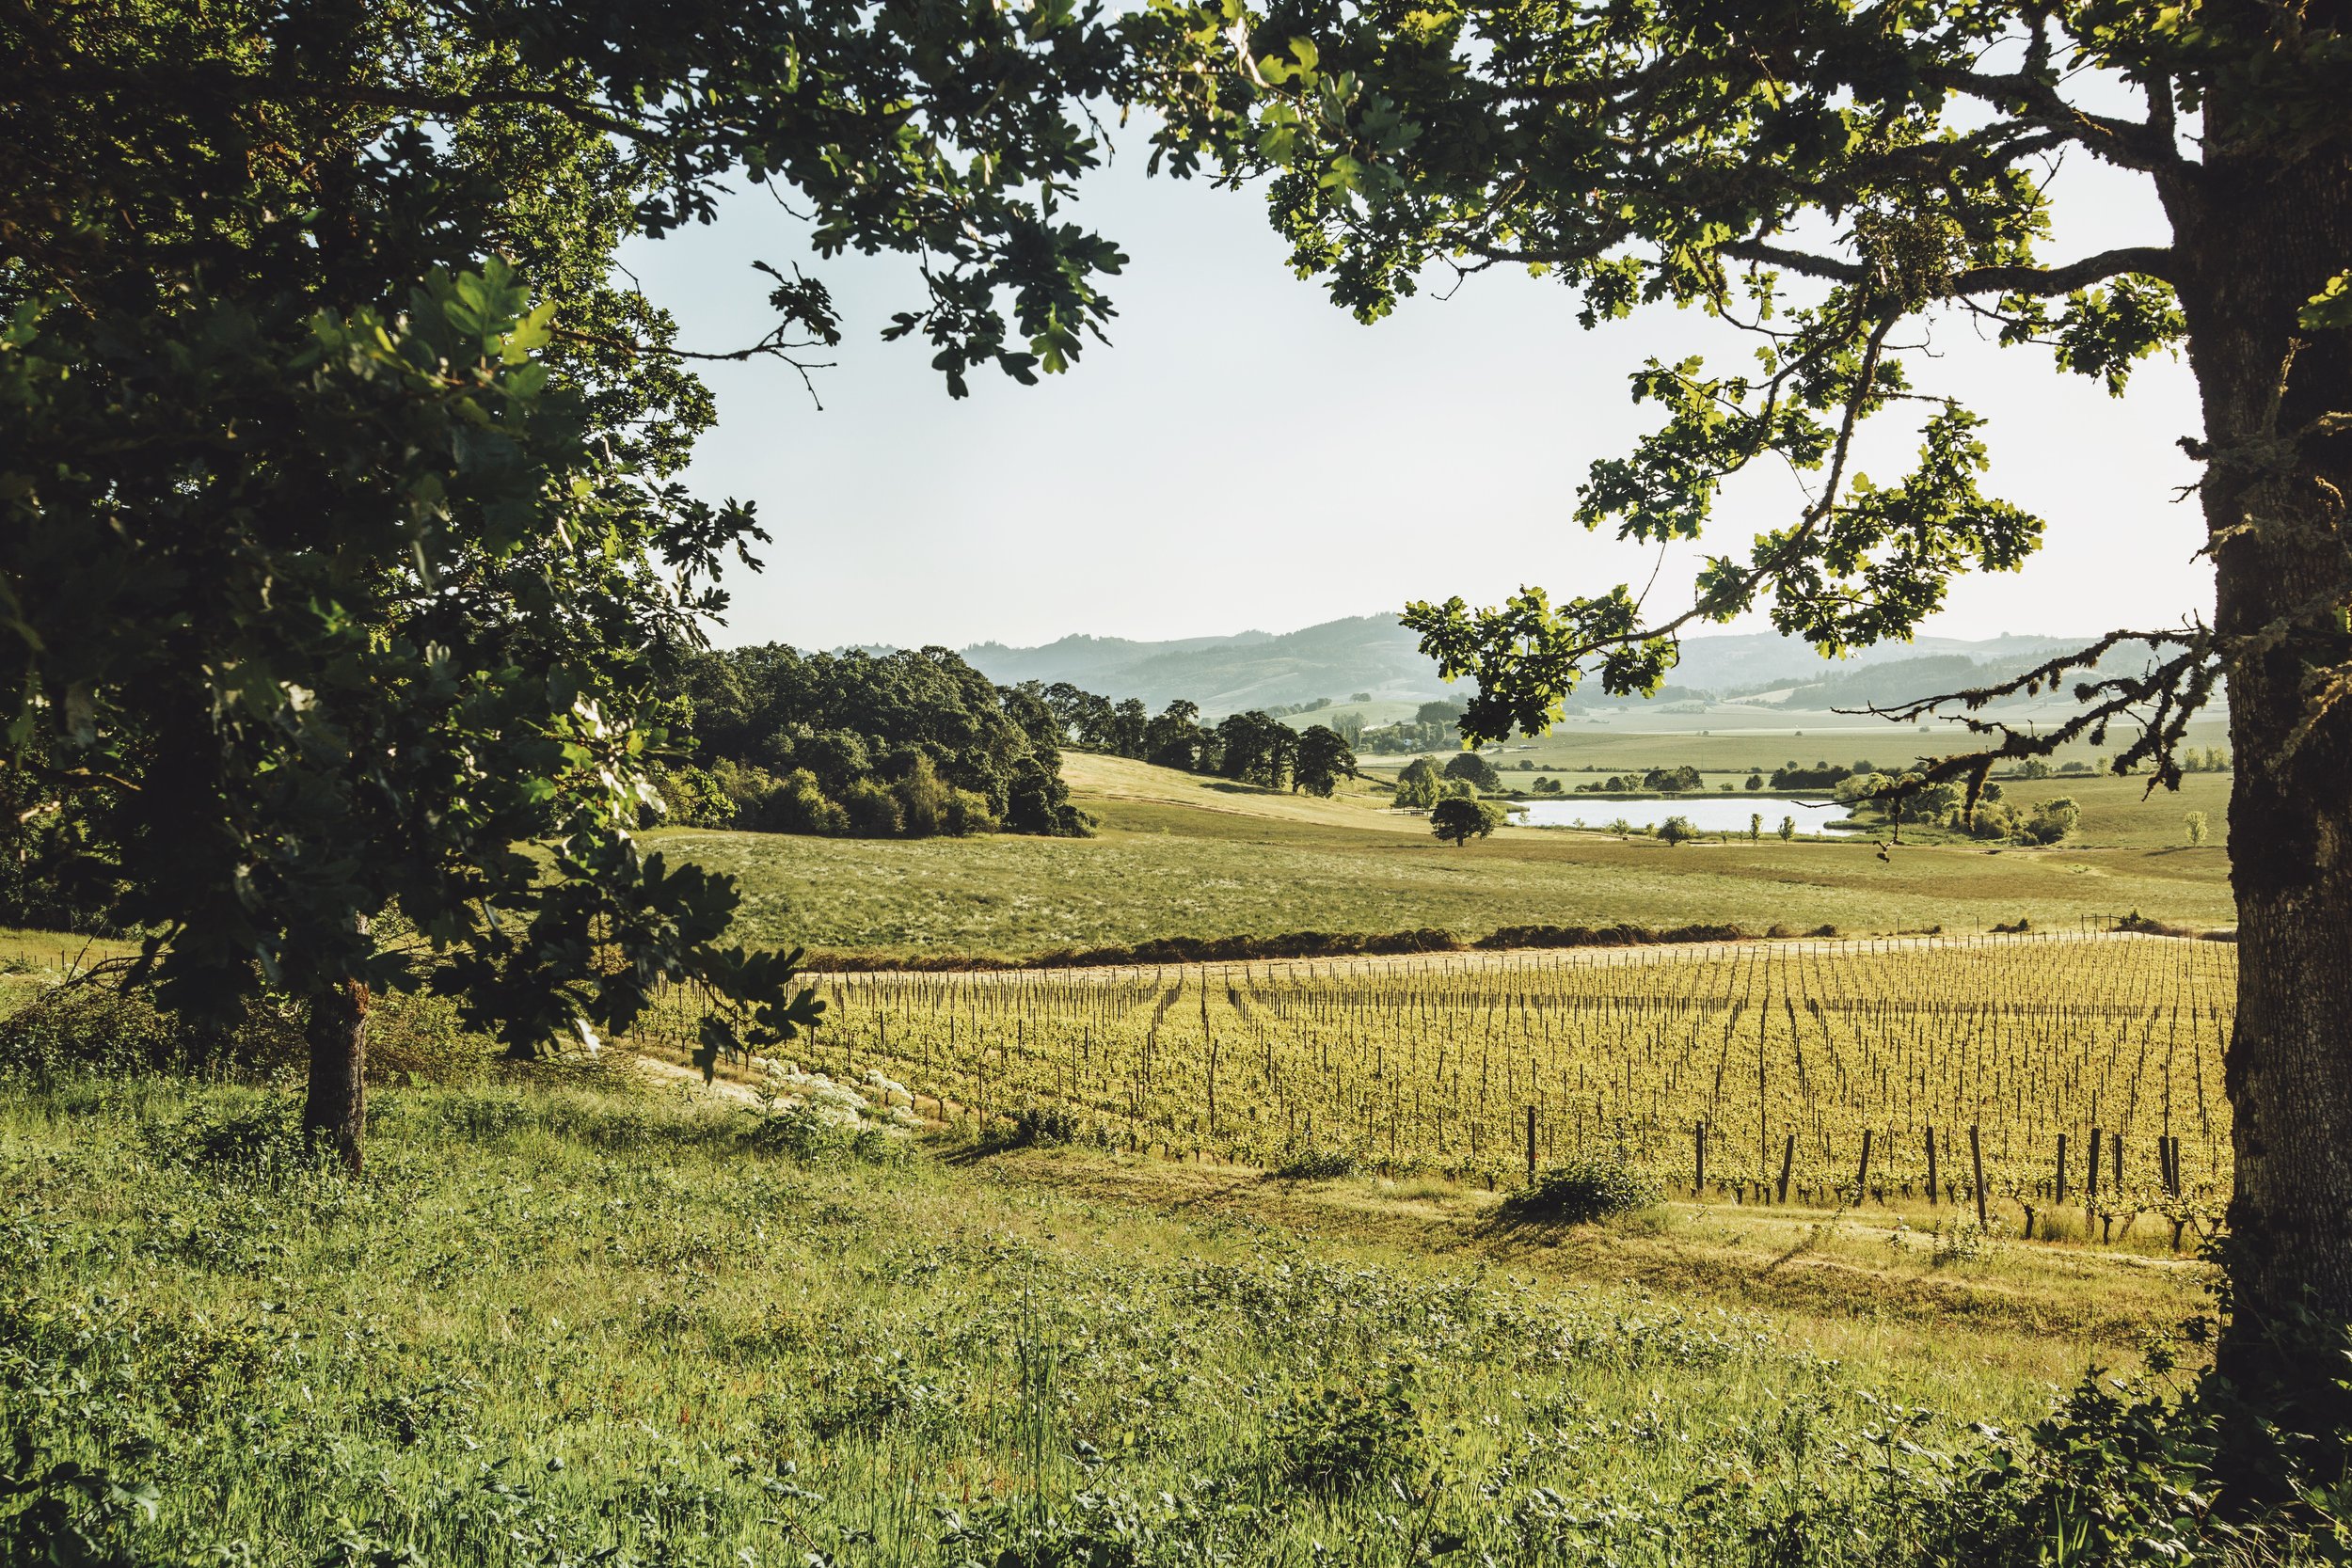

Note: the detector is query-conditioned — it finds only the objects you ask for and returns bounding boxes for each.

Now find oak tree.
[1429,795,1503,847]
[4,0,1132,1164]
[1293,723,1359,796]
[1141,0,2352,1451]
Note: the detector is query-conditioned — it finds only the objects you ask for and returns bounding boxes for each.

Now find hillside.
[946,616,2095,718]
[959,614,1443,711]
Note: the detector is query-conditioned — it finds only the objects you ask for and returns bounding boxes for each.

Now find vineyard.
[652,932,2236,1243]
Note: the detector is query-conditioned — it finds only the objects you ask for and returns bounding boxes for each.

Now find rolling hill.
[945,615,2097,717]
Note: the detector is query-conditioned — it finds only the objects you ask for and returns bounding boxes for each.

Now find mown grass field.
[656,754,2233,960]
[0,1069,2215,1565]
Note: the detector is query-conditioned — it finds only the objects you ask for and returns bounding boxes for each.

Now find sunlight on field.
[637,932,2234,1252]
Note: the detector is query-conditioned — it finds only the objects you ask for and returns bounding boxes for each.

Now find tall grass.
[0,1071,2239,1565]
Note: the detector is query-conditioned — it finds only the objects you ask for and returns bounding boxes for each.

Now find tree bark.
[303,978,371,1172]
[2167,128,2352,1463]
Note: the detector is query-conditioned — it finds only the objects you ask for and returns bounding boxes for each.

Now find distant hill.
[959,616,1438,713]
[944,616,2098,718]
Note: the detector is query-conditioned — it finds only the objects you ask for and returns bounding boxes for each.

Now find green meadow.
[656,752,2234,960]
[0,1070,2217,1567]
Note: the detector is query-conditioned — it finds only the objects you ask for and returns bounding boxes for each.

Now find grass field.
[0,1069,2217,1565]
[655,753,2234,959]
[1351,706,2233,775]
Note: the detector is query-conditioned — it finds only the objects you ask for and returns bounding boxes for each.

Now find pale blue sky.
[616,132,2208,656]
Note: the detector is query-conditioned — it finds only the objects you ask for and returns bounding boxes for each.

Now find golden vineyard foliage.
[645,934,2233,1238]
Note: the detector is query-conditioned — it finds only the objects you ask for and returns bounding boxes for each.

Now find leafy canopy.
[1131,0,2337,784]
[2,0,1136,1070]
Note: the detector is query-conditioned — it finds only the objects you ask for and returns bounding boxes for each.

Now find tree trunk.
[303,978,371,1172]
[2168,133,2352,1465]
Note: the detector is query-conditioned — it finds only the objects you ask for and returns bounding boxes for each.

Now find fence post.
[2056,1132,2070,1207]
[1777,1133,1796,1205]
[1525,1105,1536,1187]
[1693,1119,1707,1197]
[1925,1126,1939,1205]
[1854,1129,1873,1205]
[1969,1124,1988,1228]
[2087,1127,2102,1209]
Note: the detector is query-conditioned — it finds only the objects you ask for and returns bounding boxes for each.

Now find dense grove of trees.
[654,647,1089,840]
[1833,775,2080,846]
[1024,684,1359,798]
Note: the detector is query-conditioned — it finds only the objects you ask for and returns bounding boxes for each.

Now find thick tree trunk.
[2168,135,2352,1463]
[303,979,371,1172]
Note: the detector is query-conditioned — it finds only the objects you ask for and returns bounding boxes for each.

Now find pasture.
[658,754,2234,961]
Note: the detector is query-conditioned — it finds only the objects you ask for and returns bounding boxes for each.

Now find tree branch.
[1722,241,2175,293]
[1917,66,2193,177]
[1858,628,2220,802]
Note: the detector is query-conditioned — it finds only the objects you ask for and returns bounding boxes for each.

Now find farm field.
[646,932,2233,1248]
[1393,708,2233,774]
[657,754,2233,960]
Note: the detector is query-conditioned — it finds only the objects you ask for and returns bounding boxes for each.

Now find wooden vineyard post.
[2087,1127,2102,1217]
[1693,1119,1707,1197]
[1776,1134,1795,1205]
[2056,1132,2069,1207]
[1925,1127,1939,1206]
[1969,1124,1988,1228]
[1854,1129,1872,1206]
[1526,1105,1537,1187]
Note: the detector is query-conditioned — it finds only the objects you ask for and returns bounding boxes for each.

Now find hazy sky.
[616,132,2208,656]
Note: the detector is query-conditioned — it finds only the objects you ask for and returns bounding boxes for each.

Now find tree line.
[651,645,1090,841]
[1019,686,1360,798]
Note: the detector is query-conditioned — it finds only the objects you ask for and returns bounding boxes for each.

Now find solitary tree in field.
[1293,724,1359,797]
[2187,811,2212,847]
[4,0,1129,1164]
[1778,817,1797,844]
[1656,816,1698,848]
[1429,796,1503,847]
[1142,0,2352,1455]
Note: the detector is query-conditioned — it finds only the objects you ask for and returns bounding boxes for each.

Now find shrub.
[741,1101,906,1166]
[0,982,489,1086]
[1271,1373,1429,1494]
[1270,1143,1360,1180]
[996,1104,1081,1148]
[944,787,998,835]
[839,776,907,837]
[2018,797,2082,845]
[140,1094,315,1178]
[1502,1155,1663,1224]
[756,768,850,835]
[892,754,954,836]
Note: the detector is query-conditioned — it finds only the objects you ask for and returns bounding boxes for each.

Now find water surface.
[1512,796,1857,833]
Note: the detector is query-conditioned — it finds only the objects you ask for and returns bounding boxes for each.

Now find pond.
[1511,795,1860,833]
